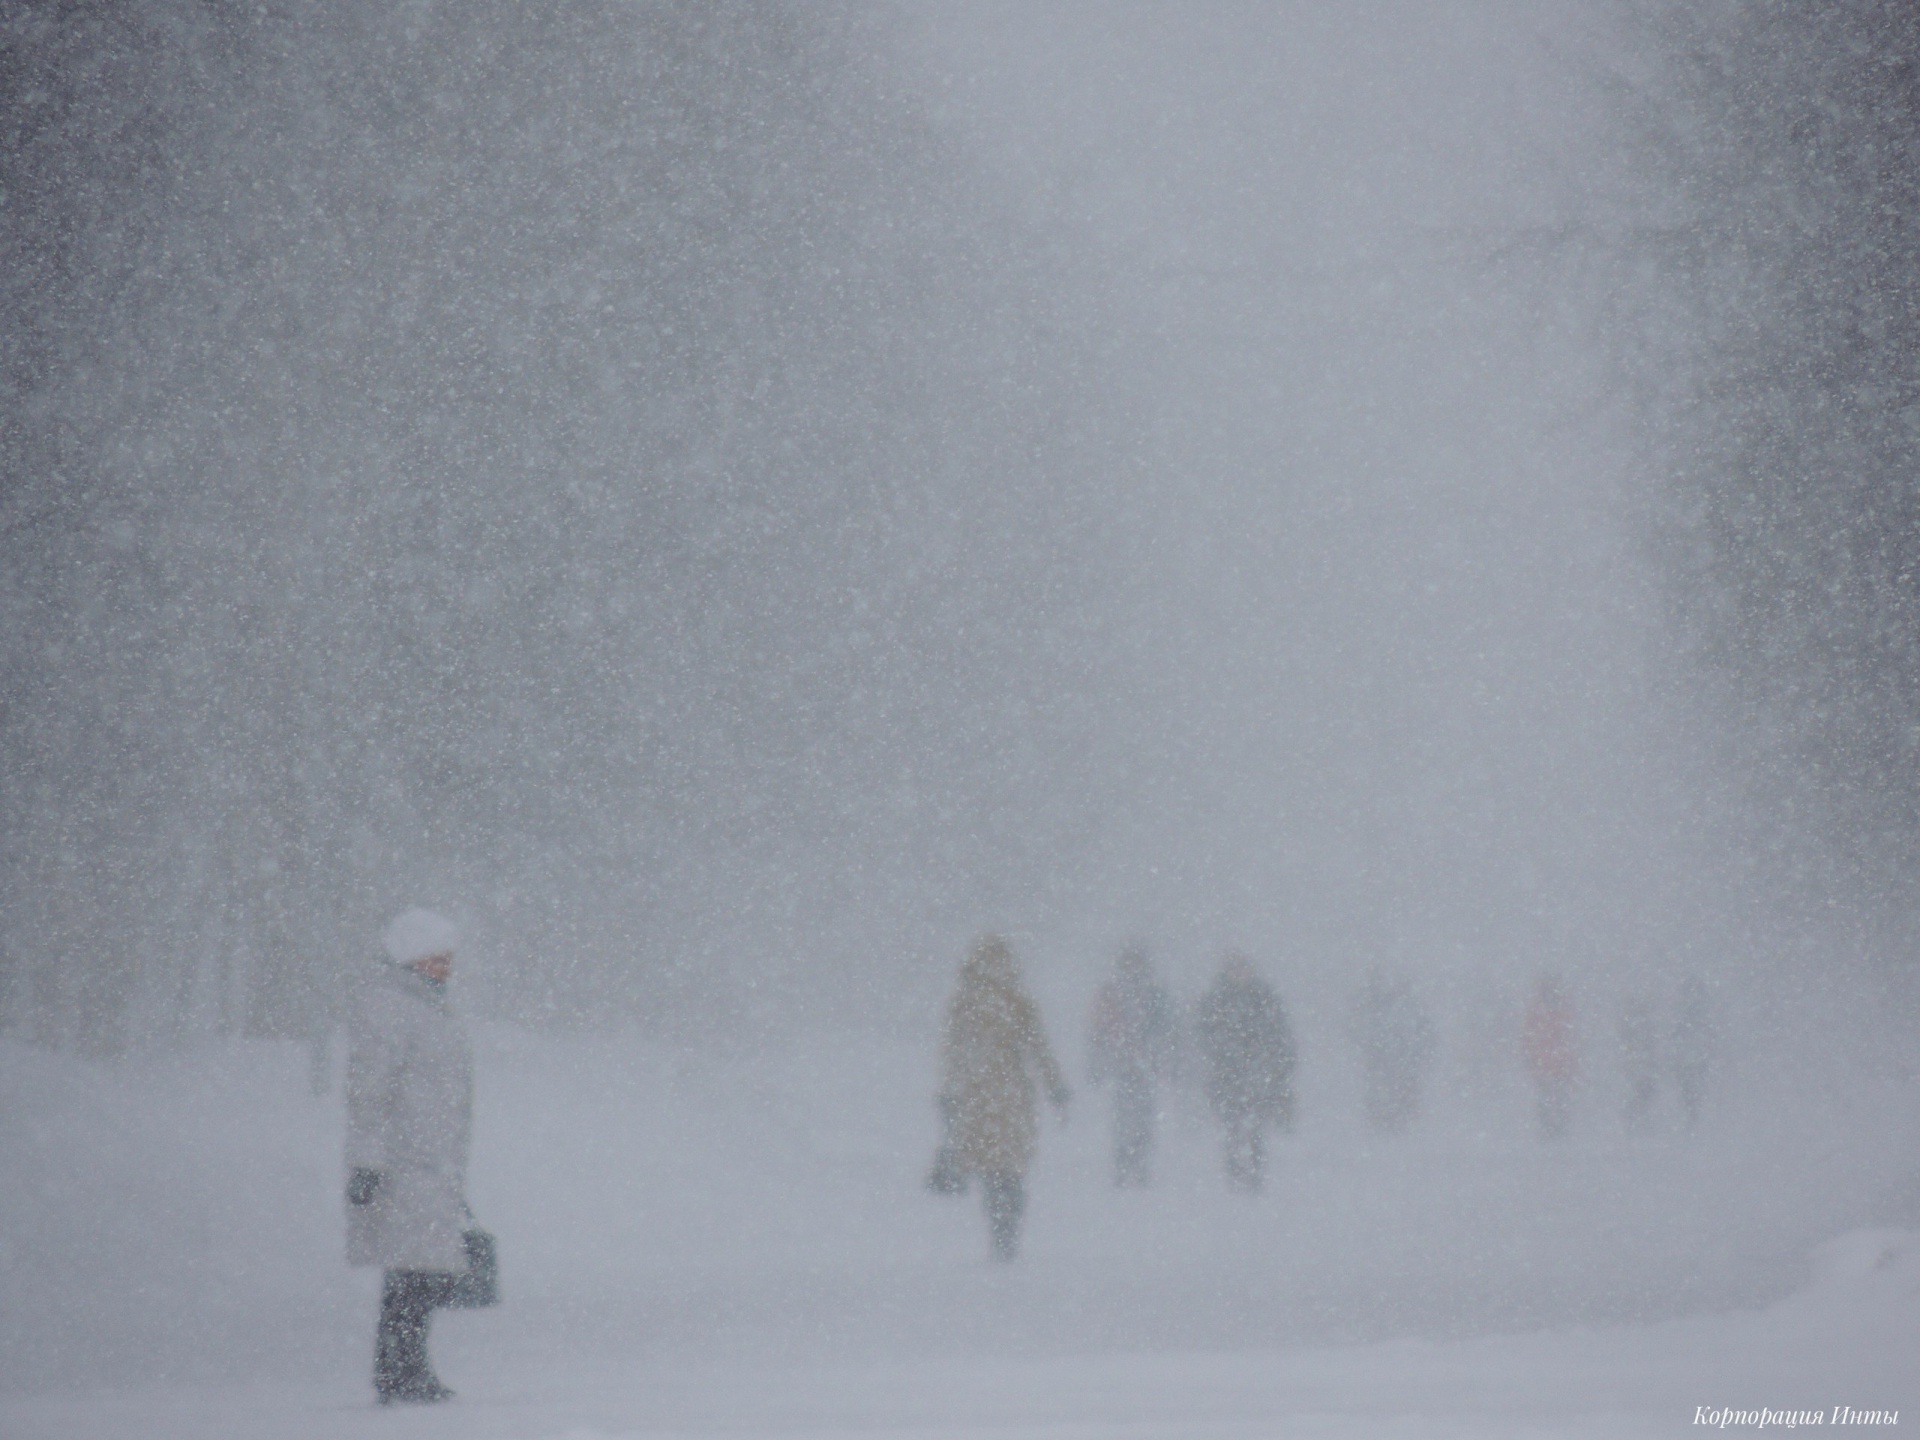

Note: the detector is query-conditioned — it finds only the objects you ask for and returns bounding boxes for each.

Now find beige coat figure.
[936,935,1069,1259]
[941,936,1068,1175]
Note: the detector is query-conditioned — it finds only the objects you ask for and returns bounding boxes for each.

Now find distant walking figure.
[938,936,1070,1260]
[1347,969,1436,1133]
[1617,994,1660,1131]
[1523,974,1578,1140]
[347,908,480,1404]
[1671,976,1714,1130]
[1196,956,1296,1193]
[1088,947,1174,1186]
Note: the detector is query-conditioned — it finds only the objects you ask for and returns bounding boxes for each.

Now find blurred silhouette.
[1088,946,1175,1186]
[1672,976,1715,1130]
[346,908,477,1405]
[1617,993,1660,1132]
[1522,974,1578,1140]
[1347,969,1436,1133]
[936,936,1070,1259]
[1195,955,1297,1193]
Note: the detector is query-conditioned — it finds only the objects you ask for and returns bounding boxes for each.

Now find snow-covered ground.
[3,1020,1915,1437]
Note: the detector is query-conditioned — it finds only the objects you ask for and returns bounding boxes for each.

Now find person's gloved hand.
[347,1167,385,1207]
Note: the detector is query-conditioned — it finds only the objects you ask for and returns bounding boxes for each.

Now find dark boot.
[376,1270,456,1404]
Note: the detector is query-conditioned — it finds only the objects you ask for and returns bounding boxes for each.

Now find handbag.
[924,1096,968,1195]
[925,1142,967,1195]
[446,1227,499,1309]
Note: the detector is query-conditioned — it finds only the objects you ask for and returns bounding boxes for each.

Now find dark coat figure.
[347,908,473,1405]
[1347,970,1436,1133]
[1617,994,1660,1131]
[1671,976,1714,1130]
[938,936,1069,1259]
[1195,956,1296,1193]
[1088,947,1174,1186]
[1522,974,1578,1140]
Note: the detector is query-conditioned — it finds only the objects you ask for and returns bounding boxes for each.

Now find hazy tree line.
[0,1,1132,1052]
[6,1,1917,1056]
[1616,1,1920,954]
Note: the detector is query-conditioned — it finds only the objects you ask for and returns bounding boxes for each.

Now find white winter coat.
[345,963,474,1272]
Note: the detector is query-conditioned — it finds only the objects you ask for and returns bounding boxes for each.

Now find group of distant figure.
[1091,948,1297,1194]
[927,938,1301,1259]
[1521,972,1715,1139]
[338,907,1726,1405]
[927,936,1718,1261]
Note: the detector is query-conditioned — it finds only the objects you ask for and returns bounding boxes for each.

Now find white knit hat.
[382,907,459,965]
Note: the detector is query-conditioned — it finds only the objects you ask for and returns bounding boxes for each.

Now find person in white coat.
[346,907,474,1404]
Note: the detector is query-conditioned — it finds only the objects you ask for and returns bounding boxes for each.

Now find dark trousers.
[980,1171,1026,1261]
[376,1269,457,1397]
